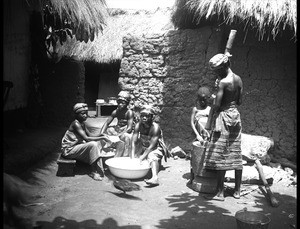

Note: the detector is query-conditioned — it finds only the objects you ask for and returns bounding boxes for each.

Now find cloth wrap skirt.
[61,130,103,165]
[204,105,243,170]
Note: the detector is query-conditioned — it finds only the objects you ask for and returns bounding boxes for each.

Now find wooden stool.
[56,154,76,176]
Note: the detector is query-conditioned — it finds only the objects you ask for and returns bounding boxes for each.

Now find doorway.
[84,61,121,114]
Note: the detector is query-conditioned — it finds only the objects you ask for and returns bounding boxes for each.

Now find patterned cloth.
[204,104,243,170]
[73,103,88,114]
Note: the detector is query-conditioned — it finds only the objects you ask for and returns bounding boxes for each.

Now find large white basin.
[105,157,150,179]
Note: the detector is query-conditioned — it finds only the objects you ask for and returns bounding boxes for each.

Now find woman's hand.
[139,154,146,163]
[102,135,112,144]
[196,135,204,144]
[204,130,210,141]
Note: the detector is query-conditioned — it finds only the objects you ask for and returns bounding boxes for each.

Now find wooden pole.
[224,30,237,57]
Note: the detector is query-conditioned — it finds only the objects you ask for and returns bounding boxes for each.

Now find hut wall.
[3,0,31,111]
[40,58,85,127]
[119,27,296,162]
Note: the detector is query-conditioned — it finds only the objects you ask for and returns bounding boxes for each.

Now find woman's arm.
[125,109,134,133]
[131,122,140,158]
[214,80,225,111]
[73,121,110,142]
[190,107,203,142]
[100,109,117,134]
[237,78,243,106]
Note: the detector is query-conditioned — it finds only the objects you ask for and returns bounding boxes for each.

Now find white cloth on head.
[209,53,229,70]
[141,105,155,115]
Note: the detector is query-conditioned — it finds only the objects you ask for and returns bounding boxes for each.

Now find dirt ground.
[4,116,297,229]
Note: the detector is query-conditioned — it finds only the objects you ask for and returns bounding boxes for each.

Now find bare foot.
[233,191,240,199]
[270,196,279,207]
[145,178,159,186]
[204,194,225,201]
[186,179,193,186]
[89,172,103,181]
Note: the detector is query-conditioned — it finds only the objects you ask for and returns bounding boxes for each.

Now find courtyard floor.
[3,114,297,229]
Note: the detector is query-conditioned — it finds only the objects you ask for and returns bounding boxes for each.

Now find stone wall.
[119,27,297,162]
[119,34,169,113]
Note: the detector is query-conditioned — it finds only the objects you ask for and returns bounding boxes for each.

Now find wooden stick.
[224,30,237,57]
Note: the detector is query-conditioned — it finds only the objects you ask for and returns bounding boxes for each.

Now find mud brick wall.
[119,27,296,163]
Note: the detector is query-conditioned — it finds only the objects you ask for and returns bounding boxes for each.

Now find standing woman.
[204,54,243,201]
[61,103,111,181]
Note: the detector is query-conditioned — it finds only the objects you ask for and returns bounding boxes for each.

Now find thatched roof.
[47,0,108,41]
[171,0,297,41]
[27,0,109,42]
[56,8,174,63]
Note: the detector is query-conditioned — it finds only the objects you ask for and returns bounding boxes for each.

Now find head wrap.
[209,53,229,70]
[73,103,88,114]
[197,86,211,98]
[140,104,155,115]
[117,91,131,103]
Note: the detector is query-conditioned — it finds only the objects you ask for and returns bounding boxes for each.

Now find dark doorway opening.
[84,61,121,112]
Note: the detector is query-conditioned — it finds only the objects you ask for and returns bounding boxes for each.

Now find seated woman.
[131,105,169,186]
[61,103,111,181]
[100,91,134,157]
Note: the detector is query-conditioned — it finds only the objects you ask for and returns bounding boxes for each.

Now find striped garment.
[204,105,243,170]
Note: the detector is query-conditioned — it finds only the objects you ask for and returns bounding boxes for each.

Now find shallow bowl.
[105,157,150,179]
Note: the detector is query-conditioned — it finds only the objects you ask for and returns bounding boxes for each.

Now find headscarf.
[140,104,155,115]
[117,91,131,103]
[209,53,229,70]
[197,86,211,98]
[73,103,88,114]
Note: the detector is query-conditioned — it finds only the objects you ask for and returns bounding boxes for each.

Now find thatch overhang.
[26,0,109,42]
[55,8,174,64]
[171,0,297,41]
